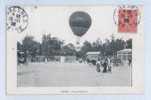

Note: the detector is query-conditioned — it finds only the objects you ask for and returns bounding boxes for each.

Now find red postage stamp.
[118,8,138,33]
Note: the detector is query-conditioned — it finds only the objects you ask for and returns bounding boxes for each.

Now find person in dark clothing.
[102,57,108,73]
[128,58,132,67]
[96,58,101,72]
[107,57,112,72]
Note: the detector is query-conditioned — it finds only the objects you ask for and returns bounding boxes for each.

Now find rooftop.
[86,51,100,55]
[117,49,132,53]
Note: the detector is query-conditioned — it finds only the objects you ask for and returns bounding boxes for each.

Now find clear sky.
[16,6,135,45]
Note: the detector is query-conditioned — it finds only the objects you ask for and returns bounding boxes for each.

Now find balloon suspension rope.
[76,37,81,52]
[76,37,80,45]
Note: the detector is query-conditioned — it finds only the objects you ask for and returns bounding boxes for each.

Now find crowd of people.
[85,56,112,73]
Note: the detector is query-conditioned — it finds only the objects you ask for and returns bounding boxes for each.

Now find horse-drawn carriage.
[86,51,100,65]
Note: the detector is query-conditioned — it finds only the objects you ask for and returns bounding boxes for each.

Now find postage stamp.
[113,5,141,33]
[118,8,138,33]
[6,5,144,95]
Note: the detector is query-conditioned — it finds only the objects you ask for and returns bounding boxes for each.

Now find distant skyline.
[15,6,135,45]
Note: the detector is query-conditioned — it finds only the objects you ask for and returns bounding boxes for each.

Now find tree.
[126,39,132,49]
[41,34,49,57]
[61,43,76,56]
[17,41,23,51]
[22,35,40,58]
[78,41,92,58]
[41,34,64,57]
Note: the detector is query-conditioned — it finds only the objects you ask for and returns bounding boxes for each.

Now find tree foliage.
[17,34,132,59]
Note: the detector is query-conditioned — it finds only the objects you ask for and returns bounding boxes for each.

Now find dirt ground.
[17,62,132,87]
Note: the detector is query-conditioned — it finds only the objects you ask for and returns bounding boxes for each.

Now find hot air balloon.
[69,11,92,37]
[69,11,91,51]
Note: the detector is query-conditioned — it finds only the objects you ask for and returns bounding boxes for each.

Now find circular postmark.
[7,6,28,33]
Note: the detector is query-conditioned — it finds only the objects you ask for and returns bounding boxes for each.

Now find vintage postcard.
[6,5,144,94]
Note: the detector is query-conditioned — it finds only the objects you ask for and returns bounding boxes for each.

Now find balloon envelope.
[69,11,91,37]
